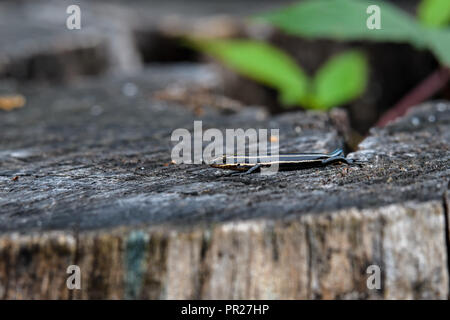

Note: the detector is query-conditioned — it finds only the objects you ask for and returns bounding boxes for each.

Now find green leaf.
[426,28,450,66]
[257,0,450,67]
[190,39,309,106]
[310,51,368,110]
[257,0,426,47]
[418,0,450,27]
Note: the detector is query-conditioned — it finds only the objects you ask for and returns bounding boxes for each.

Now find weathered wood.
[0,0,449,300]
[0,60,449,298]
[0,64,345,231]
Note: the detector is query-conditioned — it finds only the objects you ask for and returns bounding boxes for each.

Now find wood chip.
[0,94,26,111]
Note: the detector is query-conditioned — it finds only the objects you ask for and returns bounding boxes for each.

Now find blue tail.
[329,149,344,157]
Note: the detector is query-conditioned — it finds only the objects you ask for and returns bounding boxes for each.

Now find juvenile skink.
[209,149,362,175]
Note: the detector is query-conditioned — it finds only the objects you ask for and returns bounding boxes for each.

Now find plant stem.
[375,66,450,127]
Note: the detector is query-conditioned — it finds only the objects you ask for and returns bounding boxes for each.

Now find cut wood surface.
[0,63,449,299]
[0,0,449,300]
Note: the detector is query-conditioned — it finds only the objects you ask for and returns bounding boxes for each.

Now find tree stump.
[0,0,449,300]
[1,63,449,299]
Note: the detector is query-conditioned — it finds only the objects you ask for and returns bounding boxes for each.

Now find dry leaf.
[0,94,26,111]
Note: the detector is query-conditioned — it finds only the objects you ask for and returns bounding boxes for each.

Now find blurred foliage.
[191,39,368,110]
[190,0,450,111]
[308,51,368,110]
[190,39,309,106]
[259,0,424,45]
[426,29,450,66]
[259,0,450,67]
[417,0,450,66]
[418,0,450,27]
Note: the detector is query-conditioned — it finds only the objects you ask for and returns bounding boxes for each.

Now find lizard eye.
[209,156,225,165]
